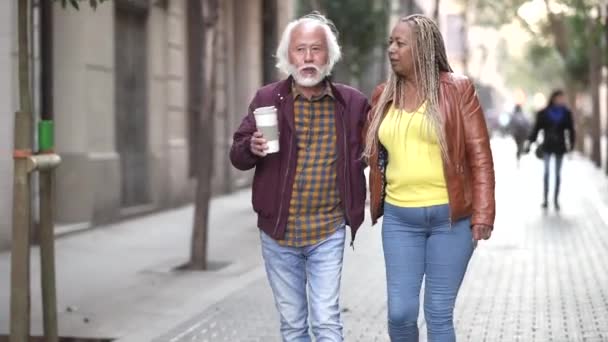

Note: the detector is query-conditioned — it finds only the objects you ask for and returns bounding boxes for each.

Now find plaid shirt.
[277,82,344,247]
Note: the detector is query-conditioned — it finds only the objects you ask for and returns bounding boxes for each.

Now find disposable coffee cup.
[253,106,280,154]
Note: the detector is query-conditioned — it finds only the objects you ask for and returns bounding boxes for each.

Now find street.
[1,138,608,342]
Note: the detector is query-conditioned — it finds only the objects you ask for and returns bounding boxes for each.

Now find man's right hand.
[250,131,268,157]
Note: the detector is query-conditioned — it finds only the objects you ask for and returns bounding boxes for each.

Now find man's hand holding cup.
[250,131,268,157]
[252,106,280,157]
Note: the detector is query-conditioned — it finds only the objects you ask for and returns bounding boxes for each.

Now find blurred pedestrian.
[525,89,575,210]
[508,104,531,167]
[363,14,495,342]
[230,13,370,342]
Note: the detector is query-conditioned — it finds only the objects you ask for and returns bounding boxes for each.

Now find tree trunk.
[544,2,579,152]
[605,3,608,174]
[565,82,584,153]
[433,0,440,25]
[187,0,201,178]
[589,17,602,167]
[544,0,568,59]
[11,0,33,341]
[401,0,416,15]
[188,0,219,270]
[462,0,473,77]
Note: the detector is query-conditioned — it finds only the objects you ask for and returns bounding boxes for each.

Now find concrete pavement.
[2,138,608,341]
[156,138,608,342]
[0,187,267,341]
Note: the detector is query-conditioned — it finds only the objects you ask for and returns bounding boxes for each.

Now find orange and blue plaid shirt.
[277,82,344,247]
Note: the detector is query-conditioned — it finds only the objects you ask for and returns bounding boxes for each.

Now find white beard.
[288,63,330,87]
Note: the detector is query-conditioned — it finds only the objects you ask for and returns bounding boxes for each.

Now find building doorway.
[114,1,150,208]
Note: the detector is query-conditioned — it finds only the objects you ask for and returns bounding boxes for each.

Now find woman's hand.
[472,224,492,240]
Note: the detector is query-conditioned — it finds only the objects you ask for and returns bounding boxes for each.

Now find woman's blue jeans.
[382,202,475,342]
[543,152,564,204]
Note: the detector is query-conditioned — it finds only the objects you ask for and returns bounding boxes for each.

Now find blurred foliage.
[297,0,390,80]
[468,0,530,27]
[466,0,606,92]
[563,12,591,84]
[497,38,565,96]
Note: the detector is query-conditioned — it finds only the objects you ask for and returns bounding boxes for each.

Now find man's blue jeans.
[382,203,475,342]
[260,228,345,342]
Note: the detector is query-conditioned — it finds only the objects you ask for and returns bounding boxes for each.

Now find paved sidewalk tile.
[157,140,608,342]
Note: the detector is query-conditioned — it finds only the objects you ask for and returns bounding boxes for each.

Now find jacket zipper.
[442,160,453,229]
[341,110,352,238]
[273,95,292,237]
[447,163,467,229]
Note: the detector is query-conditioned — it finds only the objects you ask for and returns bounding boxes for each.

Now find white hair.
[275,13,342,76]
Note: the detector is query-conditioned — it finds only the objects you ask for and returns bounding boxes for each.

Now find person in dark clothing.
[508,104,531,167]
[526,90,575,210]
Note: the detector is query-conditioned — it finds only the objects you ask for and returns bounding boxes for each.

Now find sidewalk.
[0,187,268,341]
[2,138,608,341]
[155,138,608,342]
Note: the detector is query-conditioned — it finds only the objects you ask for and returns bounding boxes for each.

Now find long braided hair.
[363,15,453,162]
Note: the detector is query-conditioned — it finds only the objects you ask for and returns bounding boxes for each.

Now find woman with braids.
[363,15,495,341]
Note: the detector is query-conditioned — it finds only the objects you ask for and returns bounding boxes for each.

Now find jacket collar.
[276,76,346,106]
[372,72,455,107]
[292,80,334,100]
[275,75,346,133]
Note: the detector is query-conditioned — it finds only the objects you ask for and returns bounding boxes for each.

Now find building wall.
[389,0,468,76]
[53,3,119,224]
[212,0,236,195]
[276,1,297,39]
[148,2,171,207]
[52,0,191,227]
[230,0,264,190]
[0,0,296,250]
[438,1,467,75]
[0,1,14,250]
[165,1,194,206]
[214,0,297,193]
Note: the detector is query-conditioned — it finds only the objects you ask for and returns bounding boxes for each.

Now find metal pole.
[38,123,60,342]
[40,0,53,122]
[11,0,33,340]
[39,168,59,342]
[39,1,59,337]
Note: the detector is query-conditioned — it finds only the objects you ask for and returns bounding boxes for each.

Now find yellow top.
[378,103,449,207]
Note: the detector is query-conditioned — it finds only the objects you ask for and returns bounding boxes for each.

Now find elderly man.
[230,13,370,342]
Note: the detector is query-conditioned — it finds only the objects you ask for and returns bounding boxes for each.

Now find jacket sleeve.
[361,97,372,130]
[566,109,576,150]
[361,84,385,154]
[460,79,496,228]
[229,93,261,171]
[357,91,372,163]
[528,110,542,143]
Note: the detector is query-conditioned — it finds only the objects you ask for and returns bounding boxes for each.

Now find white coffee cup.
[253,106,280,154]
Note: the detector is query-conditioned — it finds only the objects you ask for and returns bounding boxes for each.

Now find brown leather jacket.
[366,73,495,227]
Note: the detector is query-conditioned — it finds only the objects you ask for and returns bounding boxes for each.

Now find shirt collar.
[292,80,334,100]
